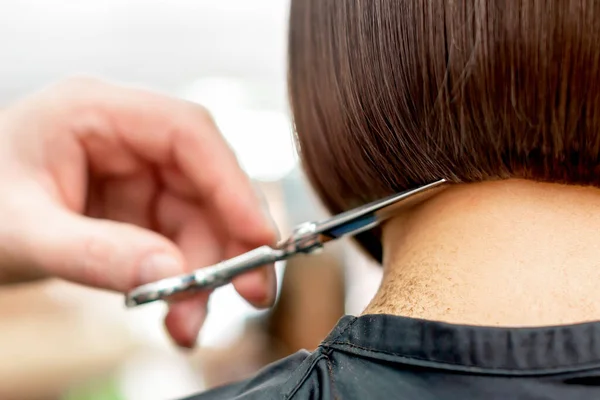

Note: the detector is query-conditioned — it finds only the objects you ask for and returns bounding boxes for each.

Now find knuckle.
[46,76,108,107]
[43,76,113,134]
[196,103,214,122]
[57,75,105,92]
[184,100,216,127]
[172,121,202,150]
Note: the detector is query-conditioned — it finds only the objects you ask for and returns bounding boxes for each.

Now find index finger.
[56,77,277,249]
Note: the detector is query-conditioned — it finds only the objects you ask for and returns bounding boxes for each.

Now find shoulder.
[183,349,332,400]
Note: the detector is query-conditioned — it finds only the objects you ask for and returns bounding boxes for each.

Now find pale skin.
[0,78,277,348]
[365,179,600,327]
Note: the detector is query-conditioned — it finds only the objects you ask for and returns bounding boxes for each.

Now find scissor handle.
[125,245,286,307]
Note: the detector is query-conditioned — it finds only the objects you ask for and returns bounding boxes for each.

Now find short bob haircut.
[288,0,600,262]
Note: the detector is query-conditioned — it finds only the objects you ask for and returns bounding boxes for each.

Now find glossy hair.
[288,0,600,262]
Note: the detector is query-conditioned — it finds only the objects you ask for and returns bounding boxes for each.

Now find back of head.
[288,0,600,261]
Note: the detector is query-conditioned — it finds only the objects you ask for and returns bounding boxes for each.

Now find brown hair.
[288,0,600,262]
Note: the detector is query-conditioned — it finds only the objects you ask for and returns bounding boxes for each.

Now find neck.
[364,179,600,326]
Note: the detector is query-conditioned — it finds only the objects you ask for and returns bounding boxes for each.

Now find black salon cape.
[184,314,600,399]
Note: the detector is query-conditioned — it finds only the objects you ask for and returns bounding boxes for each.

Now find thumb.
[22,208,187,293]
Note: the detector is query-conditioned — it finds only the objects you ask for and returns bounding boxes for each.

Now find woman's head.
[288,0,600,261]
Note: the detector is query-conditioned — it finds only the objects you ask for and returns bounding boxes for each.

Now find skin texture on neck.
[363,179,600,327]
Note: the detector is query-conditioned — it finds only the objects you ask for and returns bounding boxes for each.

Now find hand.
[0,78,277,348]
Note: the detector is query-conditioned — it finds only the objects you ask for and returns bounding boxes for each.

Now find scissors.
[125,178,447,307]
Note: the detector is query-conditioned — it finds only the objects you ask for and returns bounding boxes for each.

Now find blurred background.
[0,1,382,399]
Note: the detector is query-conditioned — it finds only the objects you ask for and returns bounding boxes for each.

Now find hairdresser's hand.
[0,78,277,348]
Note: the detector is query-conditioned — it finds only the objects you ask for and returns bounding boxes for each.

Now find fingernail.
[181,308,206,349]
[139,253,181,284]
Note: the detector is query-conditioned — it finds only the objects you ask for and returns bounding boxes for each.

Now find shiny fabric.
[186,314,600,399]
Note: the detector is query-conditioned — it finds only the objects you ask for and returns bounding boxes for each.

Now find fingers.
[160,198,223,348]
[52,77,277,249]
[19,204,186,293]
[155,193,276,347]
[229,240,278,309]
[231,185,279,308]
[157,192,277,309]
[232,265,278,307]
[20,191,213,348]
[165,295,209,349]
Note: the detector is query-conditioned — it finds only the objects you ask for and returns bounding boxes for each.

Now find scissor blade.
[315,179,447,241]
